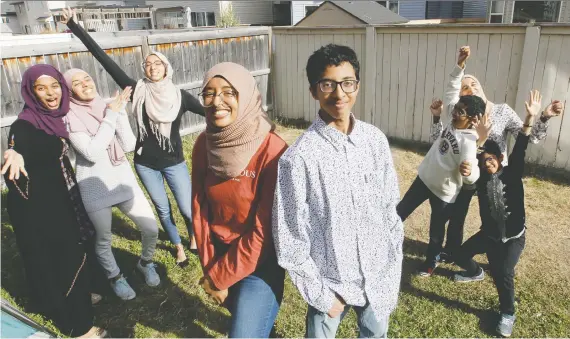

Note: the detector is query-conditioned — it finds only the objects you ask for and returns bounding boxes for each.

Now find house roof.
[296,1,408,26]
[330,1,408,24]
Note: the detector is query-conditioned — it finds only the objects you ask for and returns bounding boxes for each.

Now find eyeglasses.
[316,79,359,94]
[452,104,468,117]
[142,61,164,68]
[198,90,237,107]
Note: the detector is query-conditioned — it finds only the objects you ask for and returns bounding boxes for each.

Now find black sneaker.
[417,260,438,277]
[438,251,454,264]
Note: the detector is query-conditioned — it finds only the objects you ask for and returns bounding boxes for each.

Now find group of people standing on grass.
[1,7,565,339]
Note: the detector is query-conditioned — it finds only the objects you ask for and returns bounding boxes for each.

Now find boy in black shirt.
[453,90,543,338]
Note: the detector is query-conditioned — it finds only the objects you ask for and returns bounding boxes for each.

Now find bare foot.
[77,326,107,338]
[175,243,187,263]
[190,235,198,251]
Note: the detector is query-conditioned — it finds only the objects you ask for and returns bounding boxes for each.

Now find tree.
[216,4,240,28]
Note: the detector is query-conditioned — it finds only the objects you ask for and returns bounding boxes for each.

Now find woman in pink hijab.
[61,68,161,301]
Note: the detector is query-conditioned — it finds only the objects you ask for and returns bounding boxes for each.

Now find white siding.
[504,1,515,23]
[146,1,220,15]
[292,1,322,25]
[230,1,273,25]
[560,0,570,22]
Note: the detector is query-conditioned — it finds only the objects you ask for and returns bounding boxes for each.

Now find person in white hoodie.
[397,95,488,277]
[438,46,563,264]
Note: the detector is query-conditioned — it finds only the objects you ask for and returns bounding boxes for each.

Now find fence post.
[514,26,541,119]
[364,25,377,125]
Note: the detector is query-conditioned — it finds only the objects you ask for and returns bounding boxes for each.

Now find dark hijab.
[17,64,70,138]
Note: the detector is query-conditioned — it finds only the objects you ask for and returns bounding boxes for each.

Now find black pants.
[397,176,453,263]
[442,186,476,258]
[456,231,526,315]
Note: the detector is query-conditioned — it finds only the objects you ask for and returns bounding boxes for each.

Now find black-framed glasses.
[316,79,359,93]
[198,90,237,107]
[142,61,164,68]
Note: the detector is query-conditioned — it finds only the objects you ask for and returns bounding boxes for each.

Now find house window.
[305,5,319,16]
[1,16,9,23]
[191,12,215,27]
[513,1,561,23]
[389,1,399,14]
[377,1,398,14]
[489,1,505,23]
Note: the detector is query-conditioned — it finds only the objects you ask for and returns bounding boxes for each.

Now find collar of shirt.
[313,112,364,150]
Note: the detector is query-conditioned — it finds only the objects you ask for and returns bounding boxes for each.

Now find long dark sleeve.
[68,19,137,91]
[508,132,530,178]
[181,90,205,117]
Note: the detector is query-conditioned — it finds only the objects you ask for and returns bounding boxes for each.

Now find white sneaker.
[137,261,160,287]
[110,276,136,300]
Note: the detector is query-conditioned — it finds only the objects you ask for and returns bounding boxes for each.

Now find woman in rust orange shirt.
[192,62,287,338]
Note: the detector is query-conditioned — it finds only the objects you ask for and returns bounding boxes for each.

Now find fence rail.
[272,24,570,171]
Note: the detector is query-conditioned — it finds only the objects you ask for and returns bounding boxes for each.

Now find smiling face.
[33,76,62,110]
[311,62,359,121]
[460,77,483,98]
[480,152,504,174]
[451,101,475,129]
[144,54,166,82]
[202,76,239,128]
[71,71,98,101]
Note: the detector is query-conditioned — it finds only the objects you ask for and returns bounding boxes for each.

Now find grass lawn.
[2,123,569,338]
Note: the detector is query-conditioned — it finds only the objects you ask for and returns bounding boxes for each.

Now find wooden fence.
[273,24,570,171]
[0,26,271,153]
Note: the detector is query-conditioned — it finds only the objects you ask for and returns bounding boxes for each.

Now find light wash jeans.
[305,303,389,338]
[134,161,193,246]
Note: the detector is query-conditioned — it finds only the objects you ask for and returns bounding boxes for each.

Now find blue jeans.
[306,303,389,338]
[134,161,192,246]
[225,264,285,338]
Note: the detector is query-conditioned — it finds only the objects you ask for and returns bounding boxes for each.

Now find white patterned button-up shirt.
[272,113,404,321]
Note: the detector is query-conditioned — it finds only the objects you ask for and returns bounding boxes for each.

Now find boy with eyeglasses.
[273,44,404,338]
[397,95,490,277]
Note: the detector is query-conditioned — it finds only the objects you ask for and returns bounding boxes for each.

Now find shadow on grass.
[1,206,229,338]
[91,247,229,338]
[110,212,196,264]
[401,237,498,336]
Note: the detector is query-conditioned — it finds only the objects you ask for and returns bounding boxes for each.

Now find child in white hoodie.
[397,95,488,277]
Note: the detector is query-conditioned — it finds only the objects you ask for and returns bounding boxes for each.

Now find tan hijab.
[202,62,274,179]
[132,51,182,151]
[462,74,494,115]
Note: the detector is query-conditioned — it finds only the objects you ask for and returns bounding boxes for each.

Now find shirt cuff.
[311,287,336,314]
[450,64,464,77]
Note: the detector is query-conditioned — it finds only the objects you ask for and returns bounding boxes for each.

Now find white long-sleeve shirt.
[67,109,142,212]
[272,114,404,321]
[419,123,480,203]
